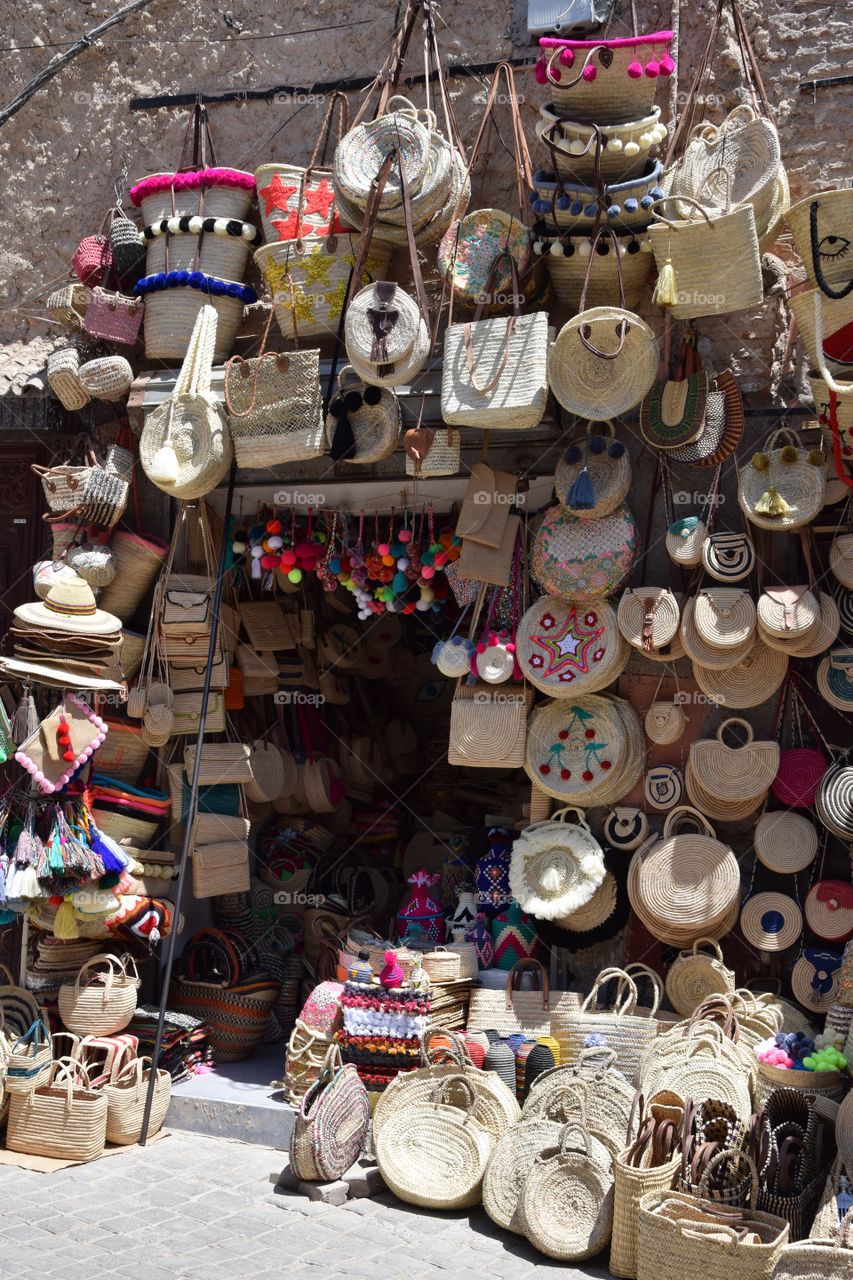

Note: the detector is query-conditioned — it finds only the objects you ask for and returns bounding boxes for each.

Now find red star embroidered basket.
[516,597,627,695]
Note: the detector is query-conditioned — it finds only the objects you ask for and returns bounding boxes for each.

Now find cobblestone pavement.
[0,1130,609,1279]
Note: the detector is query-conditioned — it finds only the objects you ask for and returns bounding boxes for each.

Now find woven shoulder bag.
[289,1043,369,1181]
[518,1120,615,1261]
[665,938,736,1017]
[778,1211,853,1280]
[687,717,779,803]
[105,1055,172,1145]
[738,428,826,532]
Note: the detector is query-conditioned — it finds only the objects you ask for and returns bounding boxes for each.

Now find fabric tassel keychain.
[11,685,38,746]
[79,791,126,876]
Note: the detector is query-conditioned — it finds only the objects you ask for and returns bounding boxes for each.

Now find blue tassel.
[90,831,126,875]
[568,464,595,510]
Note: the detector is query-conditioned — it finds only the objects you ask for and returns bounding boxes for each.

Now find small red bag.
[72,234,113,287]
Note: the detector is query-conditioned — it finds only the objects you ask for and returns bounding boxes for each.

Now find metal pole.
[139,464,237,1145]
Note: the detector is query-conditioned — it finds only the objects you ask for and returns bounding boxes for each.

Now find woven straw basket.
[554,422,632,518]
[666,516,707,565]
[668,105,782,235]
[548,308,658,421]
[611,1144,681,1279]
[57,954,139,1036]
[422,947,461,982]
[665,938,736,1016]
[788,187,853,294]
[522,1050,637,1150]
[483,1118,563,1233]
[538,105,667,184]
[738,429,826,531]
[692,638,788,709]
[143,287,244,362]
[104,1055,171,1144]
[144,227,252,283]
[6,1059,107,1162]
[539,33,675,125]
[618,587,680,653]
[789,287,853,380]
[648,197,763,320]
[550,966,657,1086]
[98,531,167,623]
[644,701,686,745]
[256,238,392,341]
[543,235,653,311]
[688,718,779,802]
[135,172,254,226]
[740,893,803,952]
[4,1019,52,1094]
[636,1189,789,1280]
[531,161,665,233]
[518,1120,615,1261]
[755,1061,845,1109]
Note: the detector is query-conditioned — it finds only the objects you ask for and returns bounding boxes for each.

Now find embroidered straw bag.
[648,196,763,319]
[551,966,658,1086]
[518,1121,615,1261]
[140,304,233,499]
[532,502,637,598]
[104,1055,172,1145]
[441,251,549,430]
[57,954,140,1036]
[665,939,736,1016]
[738,429,826,531]
[6,1059,107,1163]
[515,596,626,697]
[289,1044,369,1181]
[376,1076,496,1210]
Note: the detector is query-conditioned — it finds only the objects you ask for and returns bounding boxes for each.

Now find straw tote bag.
[57,954,139,1036]
[548,228,658,421]
[552,966,658,1086]
[611,1103,682,1280]
[376,1076,496,1210]
[636,1190,789,1280]
[648,196,763,319]
[779,1212,853,1280]
[104,1055,172,1145]
[738,428,826,531]
[523,1049,637,1150]
[140,304,233,499]
[518,1121,615,1261]
[467,958,577,1039]
[687,718,780,803]
[6,1059,107,1163]
[665,939,736,1017]
[788,188,853,299]
[289,1045,369,1182]
[442,250,549,430]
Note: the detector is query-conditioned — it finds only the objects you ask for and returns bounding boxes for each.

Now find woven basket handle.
[12,1018,51,1053]
[421,1028,469,1067]
[431,1074,477,1116]
[305,90,350,174]
[557,1119,591,1161]
[663,805,716,839]
[648,196,715,230]
[578,222,626,320]
[835,1209,853,1248]
[112,1054,152,1094]
[0,962,17,987]
[697,1148,757,1207]
[118,952,141,986]
[684,1034,723,1062]
[505,957,549,1008]
[618,963,662,1016]
[582,966,638,1015]
[576,1046,619,1074]
[551,805,594,835]
[106,1039,140,1084]
[715,717,754,746]
[462,251,521,395]
[52,1055,93,1100]
[73,953,124,995]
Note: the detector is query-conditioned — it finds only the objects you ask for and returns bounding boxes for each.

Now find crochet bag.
[738,428,826,531]
[441,250,549,430]
[532,502,637,598]
[325,365,400,463]
[140,304,233,499]
[72,223,113,287]
[289,1044,369,1181]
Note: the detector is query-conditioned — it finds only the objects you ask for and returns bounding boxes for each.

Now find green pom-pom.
[751,452,769,472]
[779,445,799,465]
[808,448,826,466]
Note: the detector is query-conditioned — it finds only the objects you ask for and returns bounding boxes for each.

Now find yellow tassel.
[653,258,678,307]
[53,899,80,939]
[755,486,792,517]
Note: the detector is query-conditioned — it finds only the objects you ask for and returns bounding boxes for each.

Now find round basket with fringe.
[483,1118,563,1233]
[818,647,853,712]
[557,870,617,933]
[532,503,637,599]
[666,516,706,566]
[517,1121,614,1261]
[665,938,736,1016]
[757,587,820,638]
[687,718,779,802]
[679,598,754,669]
[805,880,853,942]
[738,428,827,532]
[530,160,665,232]
[537,32,676,125]
[537,105,667,184]
[333,107,431,211]
[256,237,392,341]
[755,811,818,873]
[692,639,788,709]
[509,808,606,921]
[515,597,627,696]
[740,893,803,952]
[693,589,757,650]
[537,230,653,311]
[644,700,687,745]
[617,588,680,653]
[554,423,631,519]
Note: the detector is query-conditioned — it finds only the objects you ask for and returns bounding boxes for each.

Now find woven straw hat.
[679,597,754,669]
[755,810,818,873]
[15,578,121,637]
[516,597,626,696]
[741,893,803,952]
[556,869,617,932]
[666,516,706,566]
[818,646,853,711]
[509,808,605,920]
[0,654,125,693]
[617,588,680,653]
[548,306,657,420]
[687,718,780,802]
[693,588,756,649]
[554,423,631,519]
[692,638,788,708]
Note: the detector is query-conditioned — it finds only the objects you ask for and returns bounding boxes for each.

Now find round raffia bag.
[483,1118,563,1233]
[518,1120,615,1261]
[805,879,853,943]
[509,807,606,922]
[515,596,627,696]
[532,502,637,599]
[666,516,707,566]
[740,893,803,952]
[554,422,631,518]
[618,588,680,654]
[792,950,842,1013]
[692,588,756,650]
[693,639,788,710]
[738,428,827,531]
[522,1049,638,1151]
[324,366,399,463]
[815,755,853,842]
[757,587,819,638]
[104,1055,171,1145]
[57,954,139,1036]
[687,718,779,804]
[665,938,736,1016]
[603,807,649,852]
[754,810,818,873]
[375,1076,496,1210]
[644,700,687,745]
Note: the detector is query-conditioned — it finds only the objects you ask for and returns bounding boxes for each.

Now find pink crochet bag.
[72,219,113,287]
[83,285,144,346]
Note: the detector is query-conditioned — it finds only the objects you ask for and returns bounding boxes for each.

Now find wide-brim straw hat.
[741,893,803,952]
[548,306,658,420]
[15,577,121,636]
[516,597,626,696]
[509,812,606,920]
[693,637,788,708]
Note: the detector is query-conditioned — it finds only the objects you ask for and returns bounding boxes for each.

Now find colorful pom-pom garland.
[129,168,256,206]
[143,215,261,246]
[135,271,258,303]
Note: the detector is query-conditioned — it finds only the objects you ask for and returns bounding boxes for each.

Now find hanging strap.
[463,62,533,222]
[351,0,423,127]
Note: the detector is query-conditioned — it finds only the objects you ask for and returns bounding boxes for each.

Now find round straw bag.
[482,1118,563,1233]
[805,880,853,943]
[515,596,626,696]
[644,700,687,745]
[666,515,707,566]
[375,1076,495,1210]
[438,210,532,310]
[818,647,853,712]
[522,1049,637,1150]
[524,694,627,805]
[755,811,818,873]
[738,428,827,531]
[518,1120,615,1261]
[104,1055,172,1145]
[757,587,819,638]
[548,228,658,420]
[693,639,788,709]
[603,806,649,852]
[831,534,853,589]
[509,807,605,921]
[680,598,754,669]
[554,421,632,518]
[57,954,139,1036]
[532,503,637,599]
[688,718,779,802]
[791,950,841,1013]
[693,589,757,650]
[665,939,736,1016]
[325,366,400,463]
[333,103,431,210]
[815,756,853,842]
[773,748,827,809]
[558,869,618,933]
[652,1035,752,1122]
[762,592,841,658]
[618,588,680,653]
[244,740,285,803]
[740,893,803,952]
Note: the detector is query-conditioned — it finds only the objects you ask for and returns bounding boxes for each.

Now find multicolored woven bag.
[289,1043,370,1181]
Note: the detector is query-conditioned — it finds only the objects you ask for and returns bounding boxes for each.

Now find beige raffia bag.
[448,681,530,768]
[636,1188,789,1280]
[645,700,687,745]
[518,1120,615,1261]
[57,954,140,1036]
[550,966,658,1086]
[687,718,780,803]
[611,1114,682,1279]
[184,742,254,786]
[648,196,764,319]
[467,959,578,1039]
[737,428,826,532]
[665,939,736,1016]
[6,1059,107,1162]
[781,1211,853,1280]
[104,1055,172,1145]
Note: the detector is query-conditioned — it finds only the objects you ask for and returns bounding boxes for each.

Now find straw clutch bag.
[448,682,530,768]
[738,429,826,531]
[665,938,736,1016]
[692,588,756,649]
[757,587,819,638]
[701,531,756,582]
[603,807,649,852]
[687,718,779,803]
[617,588,680,653]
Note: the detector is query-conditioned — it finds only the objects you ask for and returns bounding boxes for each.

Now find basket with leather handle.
[611,1095,682,1279]
[466,957,576,1038]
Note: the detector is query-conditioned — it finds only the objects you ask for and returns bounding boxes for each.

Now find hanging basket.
[537,31,676,125]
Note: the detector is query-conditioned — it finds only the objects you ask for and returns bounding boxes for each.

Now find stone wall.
[0,0,849,393]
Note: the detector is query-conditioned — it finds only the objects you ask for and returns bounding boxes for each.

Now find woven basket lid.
[692,638,788,709]
[693,588,757,649]
[617,587,680,652]
[687,718,780,802]
[684,763,766,822]
[516,597,625,696]
[532,503,637,599]
[509,808,605,920]
[333,108,431,210]
[805,880,853,942]
[818,646,853,711]
[740,893,803,952]
[679,597,754,669]
[554,423,631,518]
[524,695,627,804]
[548,306,658,420]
